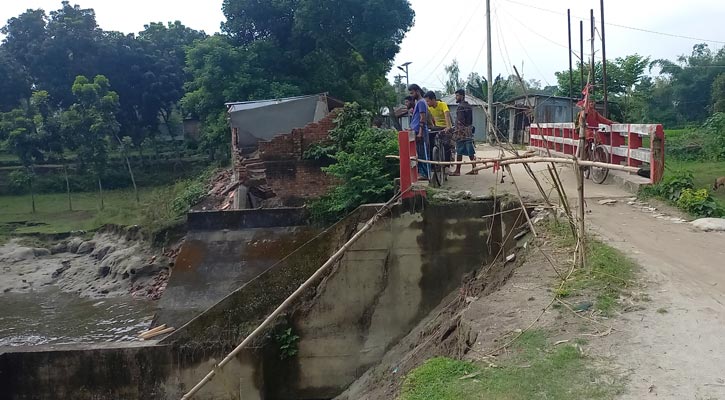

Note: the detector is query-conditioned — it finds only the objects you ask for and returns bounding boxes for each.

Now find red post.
[398,131,422,199]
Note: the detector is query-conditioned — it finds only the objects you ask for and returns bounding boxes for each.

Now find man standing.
[451,89,477,176]
[408,84,430,179]
[424,91,453,163]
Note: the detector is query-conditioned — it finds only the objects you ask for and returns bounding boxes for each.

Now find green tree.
[466,73,516,103]
[0,91,60,212]
[61,75,123,209]
[652,43,725,123]
[444,59,465,95]
[711,73,725,113]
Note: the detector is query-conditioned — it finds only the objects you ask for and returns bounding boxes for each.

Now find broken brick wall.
[233,109,341,206]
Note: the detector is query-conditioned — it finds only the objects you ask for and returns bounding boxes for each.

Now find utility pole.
[567,9,574,122]
[600,0,609,118]
[590,9,595,98]
[397,62,412,87]
[579,21,585,94]
[486,0,494,143]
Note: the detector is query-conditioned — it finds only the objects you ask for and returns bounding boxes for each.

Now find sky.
[2,0,725,93]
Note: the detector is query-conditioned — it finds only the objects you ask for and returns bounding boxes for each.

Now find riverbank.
[0,229,177,346]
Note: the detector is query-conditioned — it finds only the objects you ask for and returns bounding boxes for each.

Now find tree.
[466,73,516,102]
[651,44,725,123]
[0,50,31,112]
[0,92,58,212]
[182,35,299,159]
[252,0,414,103]
[444,59,465,94]
[712,73,725,113]
[61,75,124,209]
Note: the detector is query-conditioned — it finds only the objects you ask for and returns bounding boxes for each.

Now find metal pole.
[590,9,596,99]
[600,0,609,118]
[405,64,410,87]
[567,9,574,122]
[486,0,495,143]
[579,21,584,94]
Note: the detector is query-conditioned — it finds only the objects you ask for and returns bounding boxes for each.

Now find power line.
[414,6,477,76]
[420,1,484,85]
[500,0,725,45]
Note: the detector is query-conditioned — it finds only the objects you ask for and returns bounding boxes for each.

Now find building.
[499,94,607,144]
[441,94,489,142]
[225,93,344,209]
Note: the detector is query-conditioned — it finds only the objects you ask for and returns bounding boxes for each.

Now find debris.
[554,339,570,346]
[691,218,725,232]
[505,254,516,263]
[573,301,594,312]
[597,199,617,205]
[459,372,482,380]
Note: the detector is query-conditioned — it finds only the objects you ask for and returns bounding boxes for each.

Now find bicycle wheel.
[430,145,443,187]
[581,142,591,179]
[438,142,448,182]
[591,145,610,184]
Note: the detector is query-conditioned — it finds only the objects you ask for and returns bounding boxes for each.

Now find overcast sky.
[2,0,725,93]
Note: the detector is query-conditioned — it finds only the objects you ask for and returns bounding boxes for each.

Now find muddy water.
[0,288,154,347]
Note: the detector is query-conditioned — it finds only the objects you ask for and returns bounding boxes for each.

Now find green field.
[0,188,154,238]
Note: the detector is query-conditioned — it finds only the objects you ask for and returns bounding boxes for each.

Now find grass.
[400,330,623,400]
[545,220,637,315]
[664,159,725,207]
[0,167,218,245]
[0,188,156,239]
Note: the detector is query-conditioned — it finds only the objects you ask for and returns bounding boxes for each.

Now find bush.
[641,169,694,201]
[641,169,723,217]
[676,188,723,217]
[668,113,725,162]
[307,103,399,224]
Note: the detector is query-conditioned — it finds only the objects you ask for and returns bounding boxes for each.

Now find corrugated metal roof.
[226,94,323,113]
[441,94,487,107]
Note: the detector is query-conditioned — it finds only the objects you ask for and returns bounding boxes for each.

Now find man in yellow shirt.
[424,91,453,165]
[424,91,452,130]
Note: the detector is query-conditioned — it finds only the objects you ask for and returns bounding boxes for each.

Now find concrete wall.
[2,199,524,400]
[265,200,522,399]
[156,208,316,330]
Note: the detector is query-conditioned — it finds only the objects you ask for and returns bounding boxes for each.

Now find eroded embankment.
[2,195,527,400]
[0,227,174,346]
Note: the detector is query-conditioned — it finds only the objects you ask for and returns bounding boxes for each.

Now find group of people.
[404,84,477,179]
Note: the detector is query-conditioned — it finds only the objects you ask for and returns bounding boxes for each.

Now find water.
[0,288,155,347]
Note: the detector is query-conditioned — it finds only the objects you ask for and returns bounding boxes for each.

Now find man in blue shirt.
[408,84,430,179]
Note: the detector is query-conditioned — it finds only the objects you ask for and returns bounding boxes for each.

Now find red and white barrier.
[529,122,665,184]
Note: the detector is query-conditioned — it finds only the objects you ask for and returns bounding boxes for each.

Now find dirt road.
[448,145,725,399]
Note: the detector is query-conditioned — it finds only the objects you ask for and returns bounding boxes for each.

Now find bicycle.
[581,127,610,184]
[429,128,453,188]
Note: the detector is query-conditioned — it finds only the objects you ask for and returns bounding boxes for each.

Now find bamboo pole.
[575,158,587,268]
[180,193,402,400]
[504,165,537,238]
[138,324,166,338]
[141,327,175,340]
[386,151,535,166]
[469,157,640,173]
[387,154,640,174]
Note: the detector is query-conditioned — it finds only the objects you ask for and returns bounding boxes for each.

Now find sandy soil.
[448,144,725,399]
[0,232,172,299]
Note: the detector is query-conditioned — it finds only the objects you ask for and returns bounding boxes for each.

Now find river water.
[0,288,155,347]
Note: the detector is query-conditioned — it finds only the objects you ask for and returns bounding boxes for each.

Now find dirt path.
[449,145,725,399]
